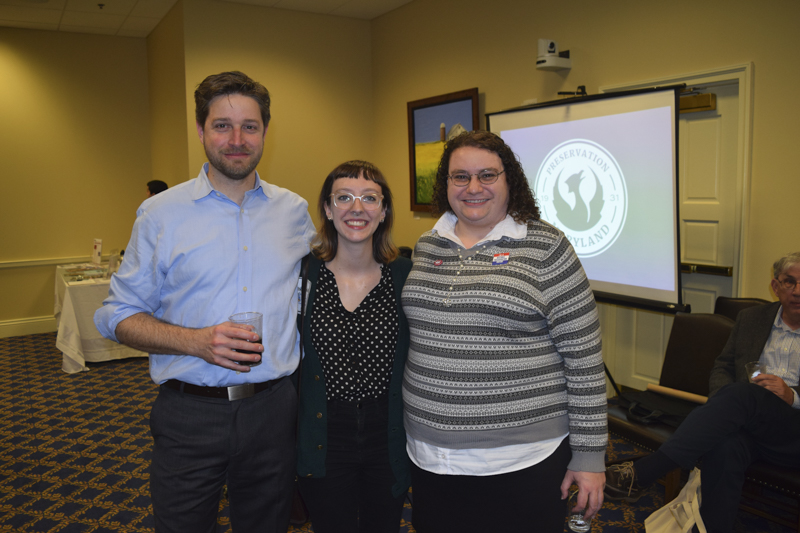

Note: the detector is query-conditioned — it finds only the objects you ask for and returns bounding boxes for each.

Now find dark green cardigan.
[296,255,412,497]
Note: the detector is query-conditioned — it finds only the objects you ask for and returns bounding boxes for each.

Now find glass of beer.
[229,312,263,367]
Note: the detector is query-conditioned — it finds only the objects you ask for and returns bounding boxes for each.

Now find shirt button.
[314,375,320,380]
[317,445,323,450]
[316,413,322,418]
[240,208,244,214]
[243,246,248,251]
[243,287,247,292]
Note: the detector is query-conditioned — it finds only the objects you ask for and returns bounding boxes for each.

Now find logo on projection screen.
[535,139,627,258]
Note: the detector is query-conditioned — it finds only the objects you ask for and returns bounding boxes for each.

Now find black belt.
[164,378,282,401]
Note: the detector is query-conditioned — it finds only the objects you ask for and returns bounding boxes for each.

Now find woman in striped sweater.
[401,131,607,532]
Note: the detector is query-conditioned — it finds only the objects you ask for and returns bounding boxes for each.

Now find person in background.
[401,131,607,533]
[147,180,168,197]
[605,252,800,533]
[95,71,315,533]
[296,160,411,533]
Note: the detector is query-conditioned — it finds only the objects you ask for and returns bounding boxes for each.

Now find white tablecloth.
[55,264,147,373]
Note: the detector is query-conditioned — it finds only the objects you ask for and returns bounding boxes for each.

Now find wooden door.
[679,82,739,313]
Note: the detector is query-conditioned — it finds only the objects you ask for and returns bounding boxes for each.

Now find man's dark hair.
[431,130,540,224]
[147,180,168,196]
[194,71,271,128]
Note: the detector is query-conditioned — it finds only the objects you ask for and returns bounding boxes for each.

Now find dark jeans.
[410,437,571,533]
[659,382,800,533]
[149,377,296,533]
[298,396,406,533]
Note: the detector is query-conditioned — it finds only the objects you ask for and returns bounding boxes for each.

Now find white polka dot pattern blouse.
[310,263,399,401]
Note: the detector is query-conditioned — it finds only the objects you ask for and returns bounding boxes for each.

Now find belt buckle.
[227,383,255,401]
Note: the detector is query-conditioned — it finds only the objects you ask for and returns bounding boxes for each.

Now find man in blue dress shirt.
[95,71,315,533]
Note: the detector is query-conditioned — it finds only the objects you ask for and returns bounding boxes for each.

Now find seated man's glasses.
[330,192,383,211]
[778,276,800,291]
[447,169,505,187]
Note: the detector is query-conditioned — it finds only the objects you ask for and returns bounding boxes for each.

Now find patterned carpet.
[0,332,793,532]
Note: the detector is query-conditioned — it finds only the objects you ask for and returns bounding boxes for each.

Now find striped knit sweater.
[401,218,607,473]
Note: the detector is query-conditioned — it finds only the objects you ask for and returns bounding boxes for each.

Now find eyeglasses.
[330,192,383,211]
[447,169,505,187]
[777,277,800,291]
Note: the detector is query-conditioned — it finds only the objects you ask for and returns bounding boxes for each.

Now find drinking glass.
[567,488,592,532]
[745,361,766,382]
[228,312,263,367]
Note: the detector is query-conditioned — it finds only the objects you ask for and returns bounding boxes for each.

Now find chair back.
[658,312,735,397]
[713,296,770,322]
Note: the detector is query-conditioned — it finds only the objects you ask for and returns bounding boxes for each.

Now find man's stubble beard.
[205,145,263,181]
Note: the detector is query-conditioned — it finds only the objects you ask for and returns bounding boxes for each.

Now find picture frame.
[407,88,479,212]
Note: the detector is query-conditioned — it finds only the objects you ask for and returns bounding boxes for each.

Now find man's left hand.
[753,373,794,405]
[560,469,605,520]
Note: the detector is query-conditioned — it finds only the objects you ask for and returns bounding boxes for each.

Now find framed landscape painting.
[407,88,479,212]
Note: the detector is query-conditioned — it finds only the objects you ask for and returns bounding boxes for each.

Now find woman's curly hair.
[431,130,540,224]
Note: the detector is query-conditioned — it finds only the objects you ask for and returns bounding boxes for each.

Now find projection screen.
[486,87,685,312]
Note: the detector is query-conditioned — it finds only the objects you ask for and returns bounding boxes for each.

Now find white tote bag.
[645,468,707,533]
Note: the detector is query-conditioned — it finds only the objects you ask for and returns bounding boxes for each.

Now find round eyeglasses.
[777,277,800,291]
[330,192,384,211]
[447,169,505,187]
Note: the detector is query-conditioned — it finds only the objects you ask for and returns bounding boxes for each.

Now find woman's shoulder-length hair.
[312,160,399,264]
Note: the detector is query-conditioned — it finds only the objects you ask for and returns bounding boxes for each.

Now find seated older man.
[604,251,800,533]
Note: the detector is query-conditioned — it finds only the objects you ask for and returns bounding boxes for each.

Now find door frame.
[599,63,754,297]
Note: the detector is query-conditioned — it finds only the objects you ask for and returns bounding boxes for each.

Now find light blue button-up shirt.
[95,164,315,387]
[760,306,800,408]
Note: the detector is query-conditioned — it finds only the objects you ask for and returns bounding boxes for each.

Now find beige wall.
[148,0,190,187]
[0,28,150,326]
[181,0,374,207]
[372,0,800,300]
[0,2,374,333]
[3,0,799,333]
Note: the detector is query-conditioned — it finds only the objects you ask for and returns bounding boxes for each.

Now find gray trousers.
[149,377,296,533]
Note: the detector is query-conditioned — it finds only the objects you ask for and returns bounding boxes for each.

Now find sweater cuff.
[566,449,606,473]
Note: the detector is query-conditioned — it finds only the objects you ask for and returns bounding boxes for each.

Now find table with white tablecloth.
[55,264,147,373]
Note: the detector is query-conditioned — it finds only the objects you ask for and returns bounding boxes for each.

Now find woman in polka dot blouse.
[295,160,412,533]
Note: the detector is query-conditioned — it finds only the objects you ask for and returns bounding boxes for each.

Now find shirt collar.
[774,306,800,333]
[432,212,527,247]
[191,163,268,201]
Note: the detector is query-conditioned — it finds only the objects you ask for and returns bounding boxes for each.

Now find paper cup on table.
[228,312,262,367]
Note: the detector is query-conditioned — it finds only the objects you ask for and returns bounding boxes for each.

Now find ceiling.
[0,0,412,37]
